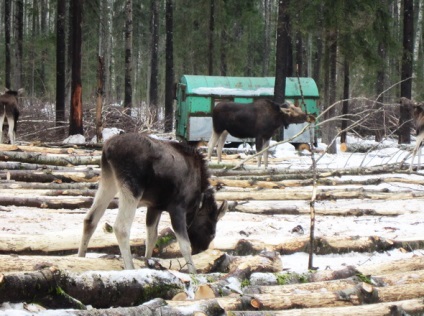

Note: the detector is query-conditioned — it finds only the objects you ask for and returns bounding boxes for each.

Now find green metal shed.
[175,75,319,144]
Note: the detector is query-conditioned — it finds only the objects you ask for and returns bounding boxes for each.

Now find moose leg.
[0,114,5,143]
[113,187,140,269]
[262,138,270,168]
[207,130,221,160]
[7,116,15,144]
[78,177,118,257]
[145,207,162,258]
[255,137,264,167]
[410,133,424,171]
[169,207,196,274]
[216,131,229,163]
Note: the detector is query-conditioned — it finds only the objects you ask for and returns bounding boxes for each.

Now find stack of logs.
[0,143,424,315]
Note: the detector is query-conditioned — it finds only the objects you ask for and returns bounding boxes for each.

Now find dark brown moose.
[207,99,314,167]
[78,133,227,273]
[0,88,24,144]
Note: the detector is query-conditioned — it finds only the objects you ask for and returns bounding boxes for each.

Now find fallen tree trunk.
[231,236,424,256]
[0,249,226,274]
[0,150,100,166]
[0,180,97,190]
[245,270,424,295]
[0,268,186,309]
[211,163,406,179]
[215,188,424,201]
[0,169,100,183]
[211,176,424,190]
[224,298,424,316]
[0,143,101,155]
[0,195,99,210]
[212,281,424,311]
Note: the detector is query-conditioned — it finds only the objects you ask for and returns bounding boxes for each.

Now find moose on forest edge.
[207,98,316,168]
[0,88,24,145]
[78,133,227,274]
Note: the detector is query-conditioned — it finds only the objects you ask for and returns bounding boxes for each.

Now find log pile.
[1,143,424,315]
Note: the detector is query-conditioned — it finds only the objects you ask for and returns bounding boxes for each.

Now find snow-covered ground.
[1,131,424,314]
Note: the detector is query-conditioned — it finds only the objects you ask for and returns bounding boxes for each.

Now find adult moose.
[207,99,314,168]
[78,133,227,274]
[0,88,24,144]
[400,97,424,171]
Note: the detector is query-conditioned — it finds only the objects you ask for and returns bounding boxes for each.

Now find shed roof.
[180,75,319,98]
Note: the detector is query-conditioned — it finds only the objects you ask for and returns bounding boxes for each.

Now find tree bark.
[149,0,159,122]
[56,0,66,134]
[0,169,99,183]
[0,150,101,166]
[0,268,186,309]
[4,0,11,88]
[96,56,104,142]
[225,298,424,316]
[164,0,174,132]
[398,0,414,144]
[14,0,23,89]
[274,0,290,104]
[124,0,133,111]
[69,0,84,136]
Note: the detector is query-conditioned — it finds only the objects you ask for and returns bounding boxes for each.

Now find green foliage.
[240,278,250,288]
[356,273,373,284]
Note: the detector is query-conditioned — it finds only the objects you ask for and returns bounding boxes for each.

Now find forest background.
[0,0,423,151]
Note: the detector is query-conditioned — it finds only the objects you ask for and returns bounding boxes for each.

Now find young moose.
[78,133,227,273]
[0,88,24,144]
[207,99,314,168]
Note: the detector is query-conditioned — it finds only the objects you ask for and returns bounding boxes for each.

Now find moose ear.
[216,200,228,220]
[17,88,25,95]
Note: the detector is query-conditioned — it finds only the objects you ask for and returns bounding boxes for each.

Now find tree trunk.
[149,0,159,123]
[208,0,215,75]
[4,0,11,88]
[340,59,349,144]
[69,0,84,136]
[0,150,101,166]
[226,299,424,316]
[56,0,66,135]
[124,0,133,112]
[164,0,174,132]
[274,0,290,104]
[14,0,23,89]
[398,0,414,144]
[0,268,186,309]
[262,0,271,76]
[96,56,104,142]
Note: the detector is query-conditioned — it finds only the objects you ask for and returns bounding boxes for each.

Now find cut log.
[0,268,186,308]
[0,143,101,155]
[0,169,100,183]
[232,200,412,216]
[211,176,424,190]
[0,195,99,210]
[358,255,424,275]
[0,150,100,166]
[212,282,424,311]
[231,236,424,256]
[224,298,424,316]
[0,230,140,256]
[0,249,226,274]
[245,270,424,296]
[215,188,424,201]
[0,180,97,190]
